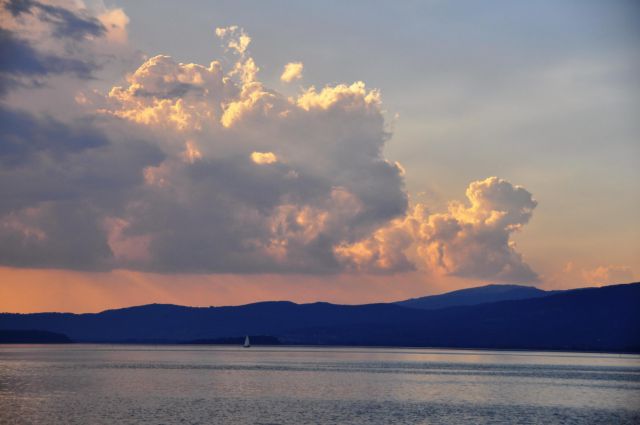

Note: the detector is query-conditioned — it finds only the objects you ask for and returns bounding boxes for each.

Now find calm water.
[1,345,639,424]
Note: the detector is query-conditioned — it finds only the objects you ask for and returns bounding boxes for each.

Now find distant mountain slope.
[1,282,638,352]
[396,284,557,309]
[0,301,418,343]
[0,329,72,343]
[288,283,640,352]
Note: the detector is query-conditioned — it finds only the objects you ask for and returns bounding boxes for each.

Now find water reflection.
[1,345,639,424]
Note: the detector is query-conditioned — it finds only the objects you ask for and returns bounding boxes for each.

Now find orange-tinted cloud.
[97,8,129,44]
[280,62,303,83]
[337,177,539,282]
[582,265,635,286]
[2,25,409,275]
[1,17,541,293]
[251,151,278,164]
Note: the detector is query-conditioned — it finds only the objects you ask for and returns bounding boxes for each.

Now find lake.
[1,345,639,424]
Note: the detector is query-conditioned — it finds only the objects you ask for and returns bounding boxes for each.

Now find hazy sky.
[1,0,638,312]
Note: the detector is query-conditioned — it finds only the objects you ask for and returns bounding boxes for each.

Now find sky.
[0,0,638,313]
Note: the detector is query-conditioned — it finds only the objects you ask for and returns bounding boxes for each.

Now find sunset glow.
[0,0,638,313]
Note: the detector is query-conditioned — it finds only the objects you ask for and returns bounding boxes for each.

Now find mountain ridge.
[1,282,638,352]
[0,284,561,316]
[395,283,558,309]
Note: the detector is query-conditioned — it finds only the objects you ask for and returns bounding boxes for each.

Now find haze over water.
[1,345,639,424]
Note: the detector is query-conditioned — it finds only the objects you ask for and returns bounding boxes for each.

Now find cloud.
[215,25,251,56]
[251,151,278,165]
[3,0,105,40]
[0,22,540,282]
[582,265,635,286]
[0,25,407,274]
[0,0,111,96]
[421,177,538,282]
[281,62,303,83]
[0,27,97,95]
[0,0,133,102]
[336,177,539,282]
[543,261,637,290]
[334,210,416,273]
[0,105,164,269]
[0,105,107,166]
[97,7,128,44]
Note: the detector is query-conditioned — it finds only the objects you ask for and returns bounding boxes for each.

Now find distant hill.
[286,283,640,352]
[1,282,638,352]
[0,329,72,343]
[0,301,417,344]
[396,284,558,310]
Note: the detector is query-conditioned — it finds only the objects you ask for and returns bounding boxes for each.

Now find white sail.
[243,335,250,348]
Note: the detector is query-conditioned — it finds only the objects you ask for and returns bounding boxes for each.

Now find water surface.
[1,345,639,424]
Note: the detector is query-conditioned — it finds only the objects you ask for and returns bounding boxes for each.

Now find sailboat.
[243,335,251,348]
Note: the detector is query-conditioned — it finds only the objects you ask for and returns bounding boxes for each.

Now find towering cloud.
[336,177,539,282]
[0,10,540,282]
[420,177,538,282]
[0,20,407,273]
[97,27,408,273]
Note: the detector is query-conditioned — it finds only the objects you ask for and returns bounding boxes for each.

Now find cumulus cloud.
[0,105,164,269]
[101,50,404,272]
[0,27,95,95]
[0,18,540,282]
[0,23,407,273]
[96,7,128,44]
[3,0,105,40]
[421,177,538,282]
[280,62,303,83]
[0,0,130,97]
[0,105,107,167]
[545,261,636,289]
[215,25,251,56]
[251,151,278,165]
[336,177,539,282]
[582,265,635,286]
